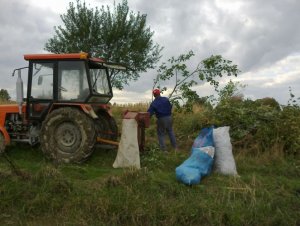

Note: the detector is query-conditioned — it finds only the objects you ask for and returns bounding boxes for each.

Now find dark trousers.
[156,116,177,151]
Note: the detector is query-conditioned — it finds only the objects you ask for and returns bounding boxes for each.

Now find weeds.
[141,144,164,169]
[0,145,299,225]
[0,100,299,225]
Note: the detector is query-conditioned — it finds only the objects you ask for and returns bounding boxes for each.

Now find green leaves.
[288,86,300,107]
[45,0,162,89]
[0,89,10,101]
[200,55,240,90]
[154,50,240,112]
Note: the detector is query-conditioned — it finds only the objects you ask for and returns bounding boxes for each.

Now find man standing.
[147,89,177,152]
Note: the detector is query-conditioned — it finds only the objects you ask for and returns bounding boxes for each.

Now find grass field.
[0,143,299,226]
[0,102,299,225]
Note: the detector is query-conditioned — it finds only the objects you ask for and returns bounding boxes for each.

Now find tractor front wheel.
[40,107,96,163]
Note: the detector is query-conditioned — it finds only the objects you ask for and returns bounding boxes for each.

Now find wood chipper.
[0,52,137,163]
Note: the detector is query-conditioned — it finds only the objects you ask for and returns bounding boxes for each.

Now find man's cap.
[152,89,160,95]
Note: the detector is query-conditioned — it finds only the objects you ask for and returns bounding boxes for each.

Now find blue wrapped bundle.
[192,127,214,148]
[175,148,214,185]
[175,167,201,185]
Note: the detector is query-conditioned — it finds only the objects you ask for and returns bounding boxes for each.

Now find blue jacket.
[147,96,172,118]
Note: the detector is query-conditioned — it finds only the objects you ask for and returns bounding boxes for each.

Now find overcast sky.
[1,0,300,105]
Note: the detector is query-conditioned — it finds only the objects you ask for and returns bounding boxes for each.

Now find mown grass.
[0,144,299,226]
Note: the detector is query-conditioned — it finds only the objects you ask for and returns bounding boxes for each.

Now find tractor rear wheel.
[95,114,111,140]
[95,112,118,141]
[0,133,5,154]
[108,116,118,141]
[40,107,96,163]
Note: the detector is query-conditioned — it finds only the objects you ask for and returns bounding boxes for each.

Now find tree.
[45,0,162,89]
[216,80,246,104]
[153,50,240,111]
[0,89,11,101]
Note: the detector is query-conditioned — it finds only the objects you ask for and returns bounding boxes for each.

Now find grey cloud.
[220,0,300,71]
[118,0,300,104]
[1,0,300,105]
[0,0,59,96]
[132,0,300,72]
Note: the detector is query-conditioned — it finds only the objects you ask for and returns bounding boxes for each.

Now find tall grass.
[0,145,299,226]
[0,101,299,225]
[111,99,300,156]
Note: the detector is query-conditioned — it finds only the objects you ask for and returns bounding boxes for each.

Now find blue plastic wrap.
[175,167,201,185]
[176,148,214,185]
[176,127,214,185]
[192,127,214,148]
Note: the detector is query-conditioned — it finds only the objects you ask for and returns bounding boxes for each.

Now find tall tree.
[45,0,162,89]
[153,50,240,111]
[0,89,11,101]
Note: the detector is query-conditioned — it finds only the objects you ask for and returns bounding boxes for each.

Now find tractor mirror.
[38,76,43,85]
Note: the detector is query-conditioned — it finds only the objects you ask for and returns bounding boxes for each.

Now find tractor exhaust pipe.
[16,70,24,115]
[12,67,27,115]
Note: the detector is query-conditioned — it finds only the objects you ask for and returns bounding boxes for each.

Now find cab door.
[27,61,56,120]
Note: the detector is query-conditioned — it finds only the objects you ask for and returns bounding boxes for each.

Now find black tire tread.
[0,133,5,154]
[40,107,96,163]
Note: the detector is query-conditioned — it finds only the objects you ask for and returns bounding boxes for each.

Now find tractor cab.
[22,52,123,120]
[0,53,124,163]
[0,52,151,164]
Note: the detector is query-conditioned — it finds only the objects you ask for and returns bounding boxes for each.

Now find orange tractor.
[0,52,125,163]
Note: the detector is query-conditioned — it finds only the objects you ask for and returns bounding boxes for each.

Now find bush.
[278,106,300,155]
[185,97,300,156]
[111,98,300,156]
[255,97,281,111]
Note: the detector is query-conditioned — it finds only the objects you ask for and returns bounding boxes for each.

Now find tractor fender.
[95,109,111,119]
[80,105,98,119]
[0,126,10,145]
[49,104,98,119]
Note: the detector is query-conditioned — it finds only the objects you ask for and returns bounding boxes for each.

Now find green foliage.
[0,101,299,225]
[45,0,162,89]
[255,97,281,111]
[212,99,282,149]
[163,80,300,156]
[185,100,299,155]
[200,55,240,89]
[0,145,299,225]
[141,144,164,169]
[109,92,299,156]
[0,89,10,101]
[173,106,213,144]
[288,86,300,107]
[153,50,240,112]
[216,80,246,104]
[279,105,300,154]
